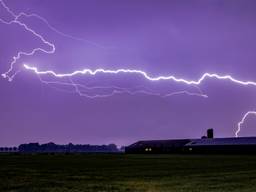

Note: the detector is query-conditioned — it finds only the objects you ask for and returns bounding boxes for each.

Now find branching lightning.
[0,0,207,99]
[36,75,208,99]
[0,0,255,136]
[0,0,55,82]
[13,12,111,49]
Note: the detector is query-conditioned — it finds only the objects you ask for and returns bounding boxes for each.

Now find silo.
[207,128,214,139]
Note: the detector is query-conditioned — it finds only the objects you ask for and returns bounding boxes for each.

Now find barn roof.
[128,139,191,148]
[185,137,256,146]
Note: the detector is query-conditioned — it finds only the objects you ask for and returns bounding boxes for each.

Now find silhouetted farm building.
[125,139,191,154]
[125,129,256,154]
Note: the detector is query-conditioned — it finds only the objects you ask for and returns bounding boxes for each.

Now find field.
[1,154,256,192]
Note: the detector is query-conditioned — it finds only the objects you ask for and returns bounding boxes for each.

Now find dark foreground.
[1,154,256,192]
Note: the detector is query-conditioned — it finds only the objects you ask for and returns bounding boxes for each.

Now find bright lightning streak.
[23,64,256,87]
[236,111,256,137]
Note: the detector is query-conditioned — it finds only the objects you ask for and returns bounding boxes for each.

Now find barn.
[125,129,256,154]
[125,139,191,154]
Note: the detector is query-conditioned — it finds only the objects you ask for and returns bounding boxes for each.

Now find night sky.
[1,0,256,147]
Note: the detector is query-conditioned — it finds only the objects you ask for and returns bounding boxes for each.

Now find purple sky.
[1,0,256,147]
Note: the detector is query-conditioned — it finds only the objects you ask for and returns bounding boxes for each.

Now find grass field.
[1,154,256,192]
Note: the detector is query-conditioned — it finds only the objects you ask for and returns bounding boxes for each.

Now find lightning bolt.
[0,0,55,82]
[1,0,255,136]
[236,111,256,137]
[23,64,256,86]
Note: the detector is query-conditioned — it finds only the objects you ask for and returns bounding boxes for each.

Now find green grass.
[1,154,256,192]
